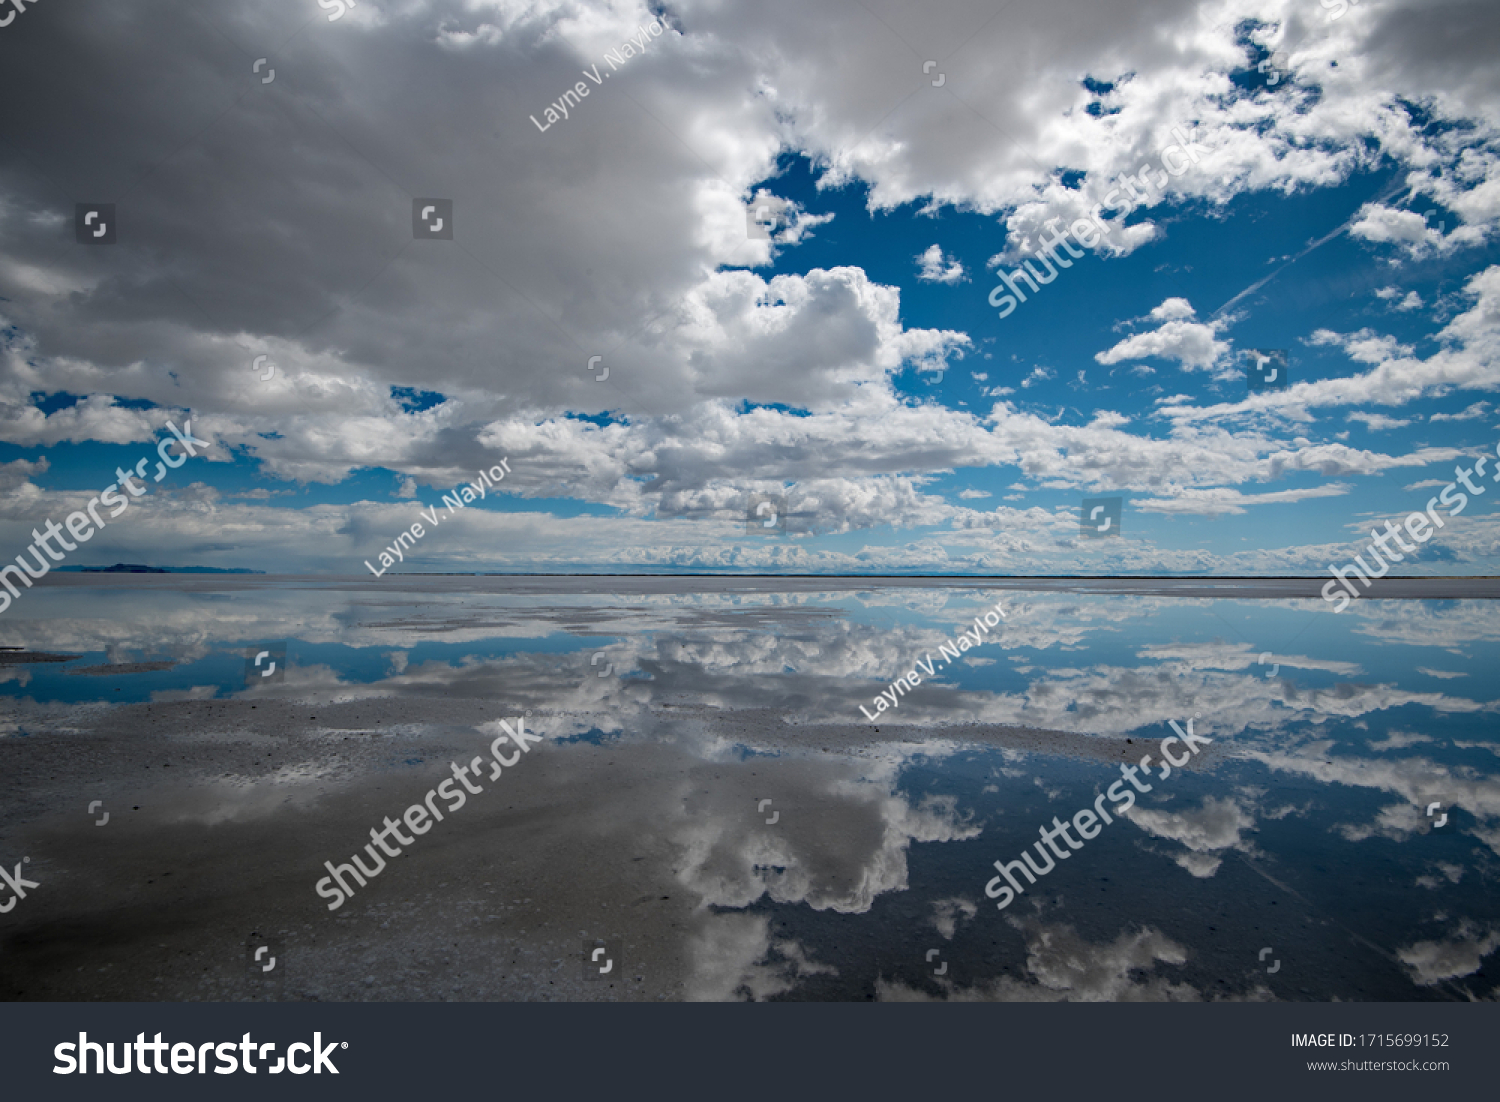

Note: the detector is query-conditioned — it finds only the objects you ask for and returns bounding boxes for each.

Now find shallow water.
[0,577,1496,1001]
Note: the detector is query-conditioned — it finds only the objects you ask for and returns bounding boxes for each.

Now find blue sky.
[2,0,1499,574]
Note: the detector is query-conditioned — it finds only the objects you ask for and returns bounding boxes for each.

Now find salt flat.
[1,578,1496,1001]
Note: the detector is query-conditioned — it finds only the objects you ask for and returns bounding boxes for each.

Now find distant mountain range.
[54,564,265,574]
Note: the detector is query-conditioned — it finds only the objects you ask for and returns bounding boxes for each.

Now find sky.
[2,0,1500,575]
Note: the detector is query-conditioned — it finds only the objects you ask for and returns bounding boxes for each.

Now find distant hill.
[55,564,266,574]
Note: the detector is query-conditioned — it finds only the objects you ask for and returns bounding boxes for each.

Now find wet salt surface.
[0,576,1497,1001]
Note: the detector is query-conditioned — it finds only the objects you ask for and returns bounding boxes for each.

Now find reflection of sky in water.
[2,580,1497,1000]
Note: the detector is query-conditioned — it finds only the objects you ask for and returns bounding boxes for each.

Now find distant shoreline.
[43,571,1500,579]
[51,565,265,574]
[32,574,1500,599]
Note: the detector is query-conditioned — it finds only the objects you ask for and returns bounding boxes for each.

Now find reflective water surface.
[1,576,1496,1001]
